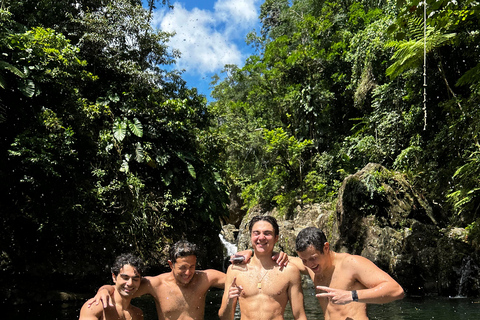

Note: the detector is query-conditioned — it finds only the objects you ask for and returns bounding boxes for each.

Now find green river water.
[5,286,479,320]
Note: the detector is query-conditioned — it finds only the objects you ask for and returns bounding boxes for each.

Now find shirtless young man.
[79,253,145,320]
[89,240,288,320]
[219,216,307,320]
[293,227,405,320]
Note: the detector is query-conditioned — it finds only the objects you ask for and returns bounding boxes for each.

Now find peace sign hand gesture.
[316,286,355,305]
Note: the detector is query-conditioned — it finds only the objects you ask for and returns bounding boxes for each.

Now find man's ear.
[112,273,117,283]
[168,260,174,269]
[324,242,330,253]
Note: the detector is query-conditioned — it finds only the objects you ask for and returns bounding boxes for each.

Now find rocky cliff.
[222,163,480,297]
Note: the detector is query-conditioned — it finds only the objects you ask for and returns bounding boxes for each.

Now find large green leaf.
[113,120,127,141]
[128,118,143,137]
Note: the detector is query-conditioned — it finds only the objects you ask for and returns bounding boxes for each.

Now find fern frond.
[386,17,456,79]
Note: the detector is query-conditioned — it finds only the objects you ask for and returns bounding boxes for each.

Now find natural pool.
[5,286,479,320]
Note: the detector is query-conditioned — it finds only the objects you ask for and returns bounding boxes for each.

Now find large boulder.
[335,163,479,296]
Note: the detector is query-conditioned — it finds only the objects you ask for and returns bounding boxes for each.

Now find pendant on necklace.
[257,282,262,289]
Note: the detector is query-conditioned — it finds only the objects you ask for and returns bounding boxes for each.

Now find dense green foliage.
[0,0,227,295]
[211,0,480,244]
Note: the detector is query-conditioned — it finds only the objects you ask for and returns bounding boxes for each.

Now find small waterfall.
[452,255,479,298]
[458,257,471,297]
[219,234,238,271]
[219,234,238,256]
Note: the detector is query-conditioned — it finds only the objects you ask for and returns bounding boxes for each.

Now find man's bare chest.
[314,271,357,291]
[156,285,207,310]
[236,271,289,299]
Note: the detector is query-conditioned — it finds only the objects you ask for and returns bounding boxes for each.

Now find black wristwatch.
[351,290,359,302]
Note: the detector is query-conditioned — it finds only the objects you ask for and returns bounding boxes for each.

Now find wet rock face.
[223,163,480,297]
[336,163,435,240]
[335,163,480,296]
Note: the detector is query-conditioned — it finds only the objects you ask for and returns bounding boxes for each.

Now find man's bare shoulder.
[224,263,249,279]
[335,252,385,278]
[337,252,371,268]
[143,272,171,287]
[280,261,303,279]
[229,261,254,273]
[286,258,302,271]
[79,300,103,319]
[289,256,315,279]
[289,256,304,268]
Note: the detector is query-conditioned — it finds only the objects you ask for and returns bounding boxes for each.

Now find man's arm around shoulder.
[204,269,227,289]
[134,275,157,297]
[87,275,157,309]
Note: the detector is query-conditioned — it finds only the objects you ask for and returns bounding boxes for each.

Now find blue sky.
[146,0,263,101]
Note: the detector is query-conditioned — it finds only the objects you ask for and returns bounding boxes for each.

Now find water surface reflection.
[4,287,479,320]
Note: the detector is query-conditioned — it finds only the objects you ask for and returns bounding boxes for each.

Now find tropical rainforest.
[1,0,479,301]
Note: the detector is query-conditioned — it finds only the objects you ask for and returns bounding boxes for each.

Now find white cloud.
[152,0,260,75]
[214,0,258,25]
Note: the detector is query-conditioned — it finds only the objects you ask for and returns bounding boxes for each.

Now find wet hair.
[249,215,279,236]
[111,253,145,276]
[295,227,328,253]
[169,240,198,263]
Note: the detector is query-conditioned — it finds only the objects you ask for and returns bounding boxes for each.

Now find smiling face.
[113,264,141,297]
[169,255,197,286]
[297,244,330,275]
[251,220,279,255]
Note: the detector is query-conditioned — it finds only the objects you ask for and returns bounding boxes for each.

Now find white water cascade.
[219,234,238,256]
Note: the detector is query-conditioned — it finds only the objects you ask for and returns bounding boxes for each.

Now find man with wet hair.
[88,240,288,320]
[219,215,307,320]
[292,227,405,320]
[79,253,145,320]
[169,239,198,263]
